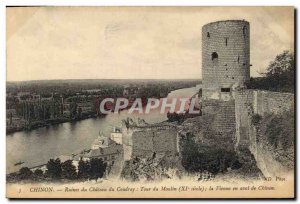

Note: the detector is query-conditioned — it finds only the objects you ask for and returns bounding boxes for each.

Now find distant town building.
[87,133,123,166]
[123,85,138,97]
[88,141,123,166]
[84,89,102,93]
[110,127,123,144]
[91,133,112,150]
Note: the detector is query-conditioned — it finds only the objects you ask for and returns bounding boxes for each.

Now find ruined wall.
[200,20,294,178]
[121,123,178,160]
[234,89,294,177]
[202,99,236,133]
[153,129,178,153]
[132,131,154,157]
[121,125,134,161]
[234,89,254,147]
[253,91,294,116]
[254,139,294,178]
[202,20,250,100]
[132,127,178,158]
[235,89,294,147]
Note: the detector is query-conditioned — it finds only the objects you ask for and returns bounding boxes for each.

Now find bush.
[61,160,77,180]
[18,167,33,180]
[247,50,294,93]
[45,158,62,180]
[89,158,107,181]
[34,169,43,177]
[180,134,239,174]
[265,112,294,150]
[77,159,91,180]
[252,114,262,126]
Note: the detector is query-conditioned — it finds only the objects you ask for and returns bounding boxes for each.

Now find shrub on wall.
[265,111,294,150]
[251,114,262,126]
[180,133,239,174]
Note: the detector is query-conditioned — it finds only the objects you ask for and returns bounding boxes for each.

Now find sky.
[6,7,294,81]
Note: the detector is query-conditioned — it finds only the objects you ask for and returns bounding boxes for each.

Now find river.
[6,85,201,173]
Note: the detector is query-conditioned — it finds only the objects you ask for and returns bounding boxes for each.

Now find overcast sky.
[7,7,294,81]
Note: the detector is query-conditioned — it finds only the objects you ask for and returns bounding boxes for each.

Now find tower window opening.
[207,32,210,38]
[199,89,202,97]
[221,88,231,92]
[238,56,240,64]
[211,52,218,61]
[243,26,247,37]
[225,38,228,46]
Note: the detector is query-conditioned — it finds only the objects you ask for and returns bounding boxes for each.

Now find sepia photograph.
[5,6,295,199]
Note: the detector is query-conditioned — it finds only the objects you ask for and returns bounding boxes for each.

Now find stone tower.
[202,20,250,101]
[200,20,250,134]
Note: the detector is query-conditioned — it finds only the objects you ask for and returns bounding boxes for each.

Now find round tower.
[202,20,250,101]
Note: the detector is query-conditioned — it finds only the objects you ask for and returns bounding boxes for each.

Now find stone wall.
[153,129,179,153]
[121,125,134,161]
[254,138,294,178]
[234,89,294,177]
[235,89,294,147]
[132,128,178,158]
[132,131,154,157]
[202,99,236,133]
[234,89,254,147]
[121,122,178,160]
[253,90,294,116]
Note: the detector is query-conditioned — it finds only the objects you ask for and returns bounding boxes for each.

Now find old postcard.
[6,6,295,199]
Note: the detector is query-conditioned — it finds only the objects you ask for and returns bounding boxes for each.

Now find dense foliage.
[45,158,62,180]
[247,50,294,93]
[7,158,107,183]
[265,111,294,150]
[251,114,262,126]
[180,134,241,174]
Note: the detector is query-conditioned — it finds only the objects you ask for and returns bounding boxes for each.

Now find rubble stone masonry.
[132,128,178,158]
[121,123,178,160]
[234,89,294,147]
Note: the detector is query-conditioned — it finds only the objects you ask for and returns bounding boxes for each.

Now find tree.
[78,107,82,118]
[77,159,90,180]
[61,160,77,180]
[266,50,294,77]
[44,105,51,119]
[265,111,294,150]
[89,158,107,182]
[45,158,62,180]
[18,167,33,180]
[34,169,44,177]
[247,50,294,93]
[70,102,77,118]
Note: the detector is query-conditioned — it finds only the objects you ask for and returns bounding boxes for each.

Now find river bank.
[7,85,201,174]
[6,114,107,135]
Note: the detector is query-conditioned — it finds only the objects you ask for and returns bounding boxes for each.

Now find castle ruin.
[201,20,294,176]
[119,20,294,179]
